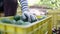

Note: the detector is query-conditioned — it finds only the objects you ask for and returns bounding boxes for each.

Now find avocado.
[14,15,21,21]
[16,20,24,25]
[22,22,31,25]
[1,18,11,23]
[10,20,16,24]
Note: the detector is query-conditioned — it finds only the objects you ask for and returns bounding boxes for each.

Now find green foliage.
[38,0,60,9]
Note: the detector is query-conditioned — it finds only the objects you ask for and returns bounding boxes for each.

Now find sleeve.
[19,0,29,12]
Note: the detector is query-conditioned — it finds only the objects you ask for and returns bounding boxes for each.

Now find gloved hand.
[21,11,37,23]
[19,0,37,22]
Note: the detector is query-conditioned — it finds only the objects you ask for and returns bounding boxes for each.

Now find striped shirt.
[19,0,29,12]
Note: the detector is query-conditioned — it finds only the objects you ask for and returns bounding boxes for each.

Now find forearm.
[19,0,29,12]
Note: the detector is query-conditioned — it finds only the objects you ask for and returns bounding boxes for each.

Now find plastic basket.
[47,9,60,29]
[0,16,52,34]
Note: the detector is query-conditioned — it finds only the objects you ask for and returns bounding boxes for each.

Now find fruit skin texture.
[10,20,16,24]
[16,20,24,25]
[14,15,21,21]
[22,22,31,25]
[1,18,11,23]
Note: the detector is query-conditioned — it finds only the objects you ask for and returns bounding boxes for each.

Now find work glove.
[19,0,37,22]
[21,11,37,23]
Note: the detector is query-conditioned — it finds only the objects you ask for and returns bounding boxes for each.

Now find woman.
[4,0,18,16]
[4,0,37,22]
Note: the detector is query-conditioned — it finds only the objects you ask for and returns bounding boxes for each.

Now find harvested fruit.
[14,15,21,21]
[22,22,31,25]
[10,20,16,24]
[0,15,46,25]
[1,18,11,23]
[16,20,24,25]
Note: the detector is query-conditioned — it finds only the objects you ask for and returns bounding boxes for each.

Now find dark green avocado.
[16,20,24,25]
[10,20,16,24]
[14,15,21,21]
[1,18,11,23]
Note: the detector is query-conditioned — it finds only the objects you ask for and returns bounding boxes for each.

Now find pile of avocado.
[0,15,46,25]
[0,15,37,25]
